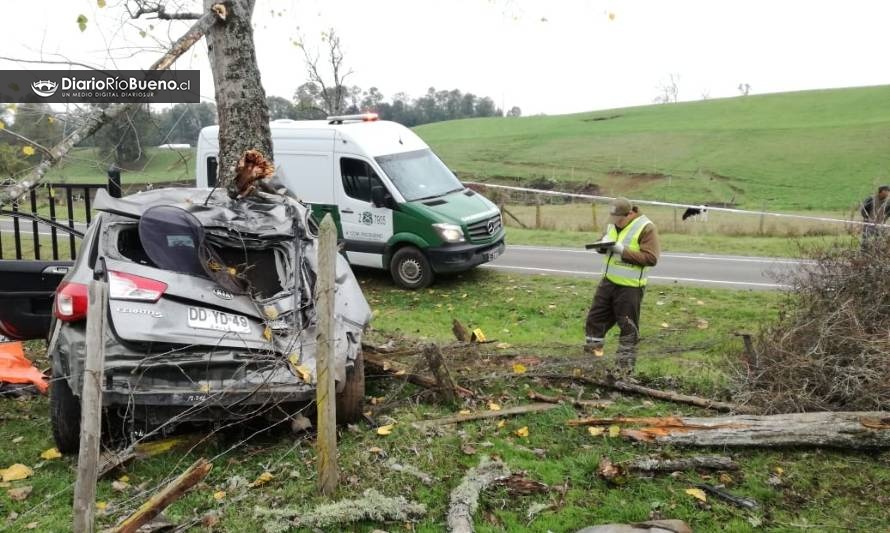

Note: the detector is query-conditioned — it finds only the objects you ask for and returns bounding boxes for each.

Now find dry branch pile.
[736,240,890,412]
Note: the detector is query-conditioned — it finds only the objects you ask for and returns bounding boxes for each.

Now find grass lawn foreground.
[2,269,889,531]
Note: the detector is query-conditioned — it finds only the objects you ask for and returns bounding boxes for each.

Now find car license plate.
[484,246,503,262]
[187,307,251,334]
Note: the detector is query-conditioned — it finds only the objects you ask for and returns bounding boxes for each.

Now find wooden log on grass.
[110,458,212,533]
[569,412,890,449]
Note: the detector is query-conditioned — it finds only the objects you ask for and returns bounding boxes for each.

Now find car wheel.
[336,350,365,424]
[390,246,434,290]
[50,376,81,454]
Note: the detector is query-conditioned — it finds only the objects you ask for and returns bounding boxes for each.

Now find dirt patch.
[582,114,623,123]
[608,170,670,182]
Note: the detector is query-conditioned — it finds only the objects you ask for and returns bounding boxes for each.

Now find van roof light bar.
[327,113,379,124]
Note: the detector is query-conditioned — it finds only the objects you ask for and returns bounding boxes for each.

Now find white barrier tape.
[465,181,887,228]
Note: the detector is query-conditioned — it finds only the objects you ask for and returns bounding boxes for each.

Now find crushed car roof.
[93,187,301,237]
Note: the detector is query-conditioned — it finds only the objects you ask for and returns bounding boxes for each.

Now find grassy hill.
[44,146,196,185]
[415,86,890,211]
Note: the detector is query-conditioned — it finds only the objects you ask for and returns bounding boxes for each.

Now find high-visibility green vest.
[603,215,652,287]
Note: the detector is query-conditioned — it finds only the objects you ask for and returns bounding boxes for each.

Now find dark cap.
[879,185,890,193]
[609,197,633,222]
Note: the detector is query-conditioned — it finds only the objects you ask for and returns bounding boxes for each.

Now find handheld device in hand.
[585,240,616,253]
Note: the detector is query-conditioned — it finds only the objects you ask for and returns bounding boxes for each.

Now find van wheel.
[390,247,434,289]
[50,376,81,454]
[336,351,365,424]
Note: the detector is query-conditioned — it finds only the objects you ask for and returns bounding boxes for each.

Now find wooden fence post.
[73,277,108,533]
[591,203,598,230]
[316,214,338,496]
[535,198,542,229]
[673,208,678,233]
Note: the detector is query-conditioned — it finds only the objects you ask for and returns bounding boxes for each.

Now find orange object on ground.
[0,342,48,394]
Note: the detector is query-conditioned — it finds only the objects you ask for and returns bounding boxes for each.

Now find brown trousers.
[585,278,644,367]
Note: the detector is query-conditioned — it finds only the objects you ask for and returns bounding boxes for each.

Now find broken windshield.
[375,148,463,202]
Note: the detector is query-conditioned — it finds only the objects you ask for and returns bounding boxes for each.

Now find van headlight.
[433,223,465,243]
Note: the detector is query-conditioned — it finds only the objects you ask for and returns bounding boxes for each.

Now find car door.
[337,156,394,268]
[0,259,73,340]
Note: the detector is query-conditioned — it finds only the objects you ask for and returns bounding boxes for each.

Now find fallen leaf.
[0,120,5,130]
[0,464,33,482]
[22,146,35,157]
[376,424,394,436]
[660,322,670,328]
[262,326,272,341]
[118,475,130,483]
[461,444,476,455]
[459,409,472,415]
[252,471,274,487]
[263,306,279,319]
[488,402,502,411]
[547,304,556,310]
[512,363,527,374]
[25,522,38,529]
[496,342,512,350]
[11,436,22,444]
[95,501,107,511]
[608,425,621,438]
[572,368,583,377]
[719,472,734,485]
[588,427,605,437]
[497,420,506,429]
[593,348,604,357]
[367,446,384,454]
[597,457,621,480]
[696,319,709,330]
[685,487,707,502]
[696,300,705,306]
[111,480,129,492]
[515,426,529,438]
[7,486,31,501]
[774,466,784,475]
[213,490,226,501]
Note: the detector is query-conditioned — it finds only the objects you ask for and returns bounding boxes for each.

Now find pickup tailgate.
[0,260,72,340]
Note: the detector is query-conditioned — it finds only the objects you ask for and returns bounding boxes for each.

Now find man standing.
[585,198,660,373]
[860,185,890,246]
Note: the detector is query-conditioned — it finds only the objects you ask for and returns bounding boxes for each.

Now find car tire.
[50,376,81,454]
[390,246,434,290]
[336,350,365,424]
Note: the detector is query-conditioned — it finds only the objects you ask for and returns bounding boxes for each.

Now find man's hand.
[611,242,625,255]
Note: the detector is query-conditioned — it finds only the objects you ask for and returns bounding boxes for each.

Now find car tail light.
[54,282,89,322]
[108,271,167,302]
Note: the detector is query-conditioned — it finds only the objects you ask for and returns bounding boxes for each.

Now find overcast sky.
[5,0,890,115]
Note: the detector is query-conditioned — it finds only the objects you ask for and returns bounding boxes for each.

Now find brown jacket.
[616,213,660,267]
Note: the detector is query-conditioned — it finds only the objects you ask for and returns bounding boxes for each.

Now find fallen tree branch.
[625,455,738,473]
[694,483,759,510]
[447,457,511,533]
[253,488,426,531]
[572,412,890,449]
[541,374,756,414]
[0,6,224,205]
[527,390,612,409]
[423,344,460,403]
[110,458,212,533]
[385,458,435,485]
[365,352,474,398]
[414,403,560,428]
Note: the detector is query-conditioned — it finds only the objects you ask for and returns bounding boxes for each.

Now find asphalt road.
[485,244,802,290]
[1,218,799,290]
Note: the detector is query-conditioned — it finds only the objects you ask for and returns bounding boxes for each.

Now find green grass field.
[4,271,890,531]
[416,86,890,211]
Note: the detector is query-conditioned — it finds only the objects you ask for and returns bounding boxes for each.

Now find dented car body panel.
[48,187,370,424]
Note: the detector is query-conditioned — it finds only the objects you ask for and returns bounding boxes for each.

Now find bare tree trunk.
[204,0,272,197]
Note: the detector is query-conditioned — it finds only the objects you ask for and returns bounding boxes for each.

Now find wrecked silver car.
[47,187,371,453]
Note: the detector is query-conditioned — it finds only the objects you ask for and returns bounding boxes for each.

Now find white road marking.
[506,244,803,264]
[481,263,788,289]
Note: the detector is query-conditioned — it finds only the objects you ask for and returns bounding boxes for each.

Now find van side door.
[336,157,394,268]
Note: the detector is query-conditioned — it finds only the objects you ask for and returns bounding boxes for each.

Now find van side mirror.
[371,185,396,209]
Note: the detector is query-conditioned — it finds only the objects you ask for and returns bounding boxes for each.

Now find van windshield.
[375,149,463,202]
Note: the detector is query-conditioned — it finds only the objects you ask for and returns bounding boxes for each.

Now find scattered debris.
[6,486,31,501]
[109,458,212,533]
[289,413,313,434]
[567,412,890,448]
[694,483,759,510]
[365,352,474,398]
[597,457,623,482]
[496,472,548,495]
[447,457,511,533]
[254,488,426,532]
[576,519,692,533]
[413,403,560,428]
[385,458,435,485]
